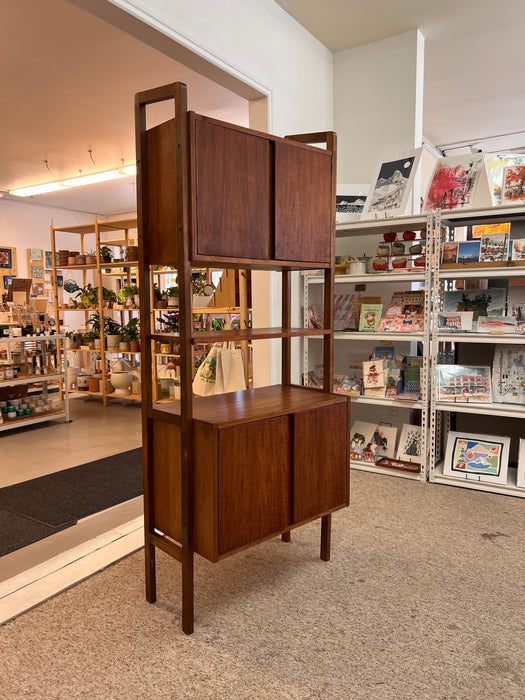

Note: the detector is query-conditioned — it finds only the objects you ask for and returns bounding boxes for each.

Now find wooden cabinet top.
[152,385,347,428]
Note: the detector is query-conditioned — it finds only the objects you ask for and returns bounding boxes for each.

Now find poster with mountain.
[336,184,369,223]
[424,153,487,211]
[362,149,421,218]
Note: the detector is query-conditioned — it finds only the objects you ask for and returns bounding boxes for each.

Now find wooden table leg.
[282,531,291,542]
[320,514,331,561]
[182,548,194,635]
[145,541,157,603]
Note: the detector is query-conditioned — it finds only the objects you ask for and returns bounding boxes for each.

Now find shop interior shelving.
[0,332,69,431]
[429,205,525,499]
[304,212,433,481]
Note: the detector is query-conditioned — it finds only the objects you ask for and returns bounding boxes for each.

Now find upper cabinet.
[142,113,335,269]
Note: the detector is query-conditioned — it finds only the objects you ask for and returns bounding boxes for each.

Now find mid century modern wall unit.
[135,82,350,634]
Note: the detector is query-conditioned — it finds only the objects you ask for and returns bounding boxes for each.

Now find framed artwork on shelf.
[510,238,525,261]
[44,250,57,270]
[437,311,473,332]
[436,365,492,403]
[492,345,525,405]
[362,149,422,219]
[517,439,525,489]
[443,289,506,321]
[441,241,458,263]
[476,316,518,334]
[31,266,43,280]
[456,240,481,264]
[2,275,15,289]
[424,153,485,211]
[501,165,525,204]
[0,248,13,268]
[30,248,42,261]
[359,304,382,332]
[479,233,509,262]
[396,424,422,463]
[350,420,377,460]
[335,184,368,223]
[443,431,510,485]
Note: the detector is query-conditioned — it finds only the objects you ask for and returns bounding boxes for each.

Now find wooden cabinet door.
[194,120,271,261]
[293,402,349,523]
[274,141,333,264]
[218,416,292,554]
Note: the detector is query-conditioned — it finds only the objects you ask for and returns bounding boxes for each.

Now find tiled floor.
[0,396,144,623]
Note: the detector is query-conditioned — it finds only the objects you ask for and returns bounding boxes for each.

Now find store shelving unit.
[429,204,525,499]
[0,333,69,431]
[136,82,349,634]
[304,212,433,481]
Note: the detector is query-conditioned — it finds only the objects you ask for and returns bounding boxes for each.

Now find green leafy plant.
[118,284,140,303]
[192,275,215,296]
[102,287,117,302]
[100,246,113,262]
[74,283,98,308]
[85,311,102,339]
[104,316,122,336]
[158,311,179,333]
[166,286,179,298]
[153,283,165,301]
[120,317,140,342]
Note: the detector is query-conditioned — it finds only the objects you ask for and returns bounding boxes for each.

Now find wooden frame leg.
[281,531,291,542]
[182,548,194,635]
[145,541,157,603]
[320,514,331,561]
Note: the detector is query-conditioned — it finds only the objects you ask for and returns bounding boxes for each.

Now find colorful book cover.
[480,233,509,262]
[372,345,395,360]
[359,304,382,332]
[456,240,480,264]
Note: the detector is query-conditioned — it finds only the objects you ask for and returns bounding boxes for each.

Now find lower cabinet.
[151,398,349,562]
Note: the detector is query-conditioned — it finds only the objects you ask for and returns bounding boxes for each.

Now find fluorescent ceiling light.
[9,163,137,197]
[9,181,70,197]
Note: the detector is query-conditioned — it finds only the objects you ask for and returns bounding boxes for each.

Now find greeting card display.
[443,431,509,485]
[350,421,377,460]
[436,365,492,403]
[369,424,397,459]
[492,344,525,405]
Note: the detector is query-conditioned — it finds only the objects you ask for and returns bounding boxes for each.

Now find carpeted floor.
[0,448,143,556]
[1,469,524,699]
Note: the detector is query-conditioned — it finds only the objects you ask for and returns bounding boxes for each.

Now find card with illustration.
[396,424,422,463]
[359,304,382,332]
[443,289,506,320]
[362,359,385,388]
[443,431,509,485]
[436,365,492,403]
[457,240,480,264]
[441,241,458,264]
[480,233,509,262]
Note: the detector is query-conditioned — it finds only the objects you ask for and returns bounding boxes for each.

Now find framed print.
[32,282,44,296]
[362,149,422,218]
[441,241,458,264]
[492,345,525,405]
[44,250,55,270]
[56,275,64,287]
[443,289,506,320]
[443,431,510,485]
[335,184,368,223]
[31,266,43,280]
[456,240,480,264]
[436,365,491,403]
[517,439,525,489]
[359,304,382,332]
[396,424,422,463]
[424,153,485,211]
[476,316,517,334]
[0,248,12,268]
[2,275,15,289]
[30,248,42,261]
[479,233,509,262]
[502,165,525,204]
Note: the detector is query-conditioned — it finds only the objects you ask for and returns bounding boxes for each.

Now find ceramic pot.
[106,335,120,350]
[376,243,390,256]
[409,243,423,255]
[403,230,417,240]
[347,258,367,275]
[383,232,397,242]
[392,257,408,269]
[372,257,388,272]
[110,371,132,396]
[391,242,405,255]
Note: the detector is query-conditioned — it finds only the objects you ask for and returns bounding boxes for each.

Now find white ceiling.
[2,0,525,216]
[275,0,525,155]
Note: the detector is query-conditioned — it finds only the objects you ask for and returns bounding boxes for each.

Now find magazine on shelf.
[436,365,492,403]
[492,345,525,405]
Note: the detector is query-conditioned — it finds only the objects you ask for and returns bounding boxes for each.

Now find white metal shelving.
[304,211,434,481]
[0,333,69,431]
[429,205,525,498]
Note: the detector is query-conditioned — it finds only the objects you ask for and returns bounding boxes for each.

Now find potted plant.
[100,245,113,264]
[102,286,117,308]
[118,284,140,307]
[166,285,179,307]
[158,310,179,334]
[85,311,102,349]
[74,283,98,308]
[86,250,97,265]
[120,317,140,352]
[192,276,215,307]
[153,282,167,308]
[104,316,121,350]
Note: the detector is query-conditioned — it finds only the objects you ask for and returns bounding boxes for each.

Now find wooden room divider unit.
[135,82,350,634]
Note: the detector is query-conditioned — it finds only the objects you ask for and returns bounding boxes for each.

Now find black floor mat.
[0,508,71,558]
[0,448,143,544]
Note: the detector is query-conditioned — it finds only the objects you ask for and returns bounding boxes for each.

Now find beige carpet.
[1,470,524,699]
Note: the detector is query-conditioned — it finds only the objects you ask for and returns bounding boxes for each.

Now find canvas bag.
[215,342,246,394]
[193,343,246,396]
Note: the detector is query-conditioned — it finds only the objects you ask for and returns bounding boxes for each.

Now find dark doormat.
[0,509,71,557]
[0,448,143,557]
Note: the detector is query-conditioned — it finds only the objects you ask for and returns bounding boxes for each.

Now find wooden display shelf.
[152,327,330,344]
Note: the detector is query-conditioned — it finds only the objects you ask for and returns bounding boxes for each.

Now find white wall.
[334,30,425,213]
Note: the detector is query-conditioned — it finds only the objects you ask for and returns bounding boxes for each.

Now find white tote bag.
[192,344,220,396]
[216,342,247,394]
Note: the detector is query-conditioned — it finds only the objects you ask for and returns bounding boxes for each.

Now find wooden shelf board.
[151,385,347,428]
[0,410,67,432]
[56,264,97,270]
